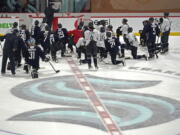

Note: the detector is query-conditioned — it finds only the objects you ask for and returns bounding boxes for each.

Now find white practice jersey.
[127,32,139,47]
[19,29,26,41]
[120,24,129,35]
[97,32,106,48]
[84,29,100,46]
[40,23,48,32]
[31,25,35,36]
[76,37,86,48]
[160,18,171,33]
[43,30,49,42]
[50,34,55,45]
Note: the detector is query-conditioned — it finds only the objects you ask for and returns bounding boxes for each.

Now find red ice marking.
[66,58,123,135]
[100,112,110,118]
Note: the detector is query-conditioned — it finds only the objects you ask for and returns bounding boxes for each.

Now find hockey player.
[76,36,87,64]
[116,19,130,58]
[19,24,30,42]
[84,22,99,70]
[97,26,107,61]
[7,22,19,34]
[104,32,124,65]
[139,20,149,46]
[126,27,147,60]
[41,25,51,54]
[160,12,171,53]
[18,24,31,66]
[55,23,68,57]
[31,20,42,45]
[49,31,63,62]
[24,37,49,78]
[68,25,83,53]
[106,25,116,37]
[1,29,19,75]
[40,18,48,32]
[120,18,129,44]
[143,17,160,58]
[14,30,27,67]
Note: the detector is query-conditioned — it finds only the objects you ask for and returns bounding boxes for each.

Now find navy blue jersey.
[2,33,18,54]
[105,37,120,53]
[55,28,68,44]
[31,25,42,44]
[27,46,45,69]
[144,23,160,42]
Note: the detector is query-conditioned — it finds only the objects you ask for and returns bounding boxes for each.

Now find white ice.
[0,36,180,135]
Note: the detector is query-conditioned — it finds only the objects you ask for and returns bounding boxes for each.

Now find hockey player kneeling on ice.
[84,22,99,70]
[24,37,49,78]
[104,32,125,65]
[76,37,87,64]
[127,27,147,60]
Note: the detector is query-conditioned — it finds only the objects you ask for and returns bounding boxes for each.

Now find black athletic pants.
[86,41,98,67]
[1,52,15,74]
[161,31,170,52]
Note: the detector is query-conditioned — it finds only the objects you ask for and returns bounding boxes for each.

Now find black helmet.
[35,20,39,26]
[149,17,154,22]
[159,18,163,24]
[128,27,133,33]
[13,22,18,28]
[107,25,113,31]
[20,24,26,29]
[100,20,106,26]
[88,22,94,30]
[164,12,169,17]
[58,23,62,28]
[106,31,112,38]
[122,18,128,24]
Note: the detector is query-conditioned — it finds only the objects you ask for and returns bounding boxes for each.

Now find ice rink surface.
[0,36,180,135]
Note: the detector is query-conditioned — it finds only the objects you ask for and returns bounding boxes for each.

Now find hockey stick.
[49,61,60,73]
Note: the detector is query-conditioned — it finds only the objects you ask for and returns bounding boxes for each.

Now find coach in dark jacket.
[1,29,19,75]
[44,3,55,29]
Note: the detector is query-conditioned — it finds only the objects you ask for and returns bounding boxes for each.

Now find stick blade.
[56,70,60,73]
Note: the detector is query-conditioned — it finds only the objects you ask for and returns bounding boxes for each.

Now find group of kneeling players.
[0,12,171,78]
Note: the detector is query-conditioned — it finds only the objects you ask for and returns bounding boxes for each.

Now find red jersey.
[68,29,83,44]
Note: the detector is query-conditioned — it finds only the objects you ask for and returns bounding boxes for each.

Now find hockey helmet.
[122,18,128,24]
[13,22,18,28]
[159,18,163,24]
[58,23,62,28]
[20,24,26,29]
[88,22,94,30]
[128,27,133,33]
[149,17,154,22]
[107,25,113,31]
[35,20,39,26]
[164,12,169,17]
[106,31,112,38]
[100,20,106,26]
[27,38,36,46]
